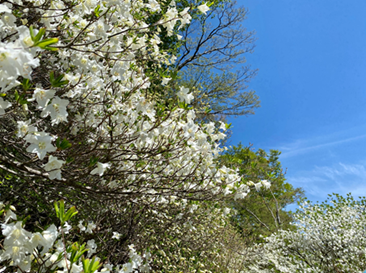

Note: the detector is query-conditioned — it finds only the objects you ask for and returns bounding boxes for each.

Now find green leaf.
[21,78,31,91]
[22,215,31,226]
[54,200,78,225]
[64,206,78,222]
[14,90,28,105]
[33,38,59,51]
[82,257,102,273]
[94,5,101,17]
[89,156,99,167]
[34,28,46,43]
[29,25,35,40]
[56,138,72,150]
[14,90,20,101]
[54,201,60,220]
[69,242,87,263]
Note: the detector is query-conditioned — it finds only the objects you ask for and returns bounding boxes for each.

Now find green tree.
[150,0,260,122]
[220,144,304,244]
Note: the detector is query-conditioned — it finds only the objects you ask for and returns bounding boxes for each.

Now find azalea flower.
[32,87,56,109]
[177,86,194,104]
[48,169,62,180]
[219,121,227,131]
[41,224,58,254]
[61,222,72,234]
[147,0,160,12]
[44,155,65,171]
[78,221,86,232]
[0,97,11,115]
[41,96,69,124]
[85,222,96,233]
[197,3,210,15]
[179,7,191,27]
[161,77,171,86]
[254,182,262,192]
[86,239,97,257]
[0,4,11,13]
[91,162,111,176]
[17,120,36,138]
[26,132,56,160]
[112,232,122,239]
[44,156,65,180]
[261,180,271,189]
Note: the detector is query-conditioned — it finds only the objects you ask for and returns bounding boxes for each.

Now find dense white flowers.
[0,0,271,271]
[247,194,366,272]
[1,0,236,204]
[41,96,69,125]
[0,205,150,272]
[0,42,39,91]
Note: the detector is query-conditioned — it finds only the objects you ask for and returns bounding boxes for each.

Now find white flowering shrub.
[0,201,151,272]
[246,194,366,273]
[0,0,270,270]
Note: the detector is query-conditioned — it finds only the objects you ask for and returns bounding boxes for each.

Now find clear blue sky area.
[228,0,366,205]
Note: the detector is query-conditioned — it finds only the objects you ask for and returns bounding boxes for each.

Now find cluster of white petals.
[0,0,252,206]
[0,204,150,272]
[0,0,269,270]
[246,195,366,272]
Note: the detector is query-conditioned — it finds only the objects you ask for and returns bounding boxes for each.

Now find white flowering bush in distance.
[0,0,270,270]
[246,194,366,273]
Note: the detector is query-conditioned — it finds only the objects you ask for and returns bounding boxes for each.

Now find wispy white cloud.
[288,162,366,201]
[316,163,366,180]
[269,127,366,204]
[278,133,366,158]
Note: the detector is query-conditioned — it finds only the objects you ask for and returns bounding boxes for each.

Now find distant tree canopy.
[154,0,260,122]
[220,144,304,244]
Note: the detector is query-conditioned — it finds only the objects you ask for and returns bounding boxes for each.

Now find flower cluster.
[0,202,150,272]
[0,0,249,201]
[246,194,366,272]
[0,0,266,270]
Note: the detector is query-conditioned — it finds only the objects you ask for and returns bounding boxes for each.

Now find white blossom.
[0,97,11,115]
[16,120,36,137]
[26,132,56,160]
[91,162,111,176]
[197,3,210,15]
[177,86,194,104]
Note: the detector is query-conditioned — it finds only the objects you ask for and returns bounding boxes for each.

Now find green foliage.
[54,200,78,225]
[143,0,260,123]
[82,257,102,273]
[220,143,304,244]
[14,90,28,105]
[50,71,69,88]
[55,138,72,150]
[179,63,259,122]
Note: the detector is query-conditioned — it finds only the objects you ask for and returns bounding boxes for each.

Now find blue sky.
[228,0,366,204]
